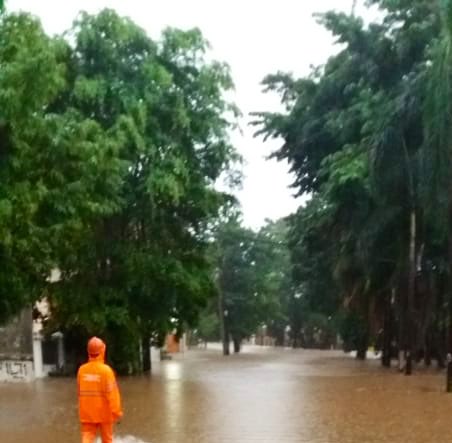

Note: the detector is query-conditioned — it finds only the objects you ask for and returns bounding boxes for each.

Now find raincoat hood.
[87,337,106,362]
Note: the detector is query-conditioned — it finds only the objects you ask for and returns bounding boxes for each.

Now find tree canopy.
[255,0,452,370]
[0,9,239,371]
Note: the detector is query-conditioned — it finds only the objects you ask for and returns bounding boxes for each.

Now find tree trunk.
[437,328,446,369]
[356,292,373,361]
[424,329,432,367]
[436,317,446,369]
[142,336,151,372]
[292,329,302,349]
[405,209,416,376]
[356,331,368,360]
[397,285,406,372]
[432,273,446,369]
[224,315,231,356]
[233,336,241,353]
[382,291,393,368]
[447,200,452,391]
[397,298,406,372]
[218,285,230,356]
[357,344,367,360]
[423,270,436,367]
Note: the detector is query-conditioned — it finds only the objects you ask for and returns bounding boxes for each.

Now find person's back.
[77,337,123,443]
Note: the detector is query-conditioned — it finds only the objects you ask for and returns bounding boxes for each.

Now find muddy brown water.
[1,346,452,443]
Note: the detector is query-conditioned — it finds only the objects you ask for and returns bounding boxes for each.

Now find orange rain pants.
[81,422,113,443]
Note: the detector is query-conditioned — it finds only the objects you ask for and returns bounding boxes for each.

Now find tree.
[0,13,123,325]
[423,0,452,388]
[213,217,292,353]
[255,0,447,371]
[254,220,292,346]
[0,9,239,373]
[43,10,239,372]
[215,219,259,353]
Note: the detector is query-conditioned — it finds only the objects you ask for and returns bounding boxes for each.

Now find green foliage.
[196,309,220,343]
[340,310,368,353]
[215,219,261,341]
[214,217,292,347]
[0,13,123,324]
[46,11,238,368]
[256,0,452,361]
[423,0,452,228]
[0,10,239,371]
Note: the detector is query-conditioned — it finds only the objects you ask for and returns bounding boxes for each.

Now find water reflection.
[163,361,183,381]
[162,361,183,442]
[114,437,150,443]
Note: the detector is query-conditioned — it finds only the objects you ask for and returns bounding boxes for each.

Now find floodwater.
[1,346,452,443]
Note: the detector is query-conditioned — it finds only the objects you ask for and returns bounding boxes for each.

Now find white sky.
[9,0,373,230]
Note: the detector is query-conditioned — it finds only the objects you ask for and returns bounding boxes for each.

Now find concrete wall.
[0,360,34,382]
[0,308,33,360]
[0,308,35,382]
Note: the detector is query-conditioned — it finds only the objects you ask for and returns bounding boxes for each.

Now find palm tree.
[424,0,452,390]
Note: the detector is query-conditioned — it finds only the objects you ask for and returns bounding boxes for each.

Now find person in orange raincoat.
[77,337,123,443]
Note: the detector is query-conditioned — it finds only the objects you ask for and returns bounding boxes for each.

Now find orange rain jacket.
[77,348,123,424]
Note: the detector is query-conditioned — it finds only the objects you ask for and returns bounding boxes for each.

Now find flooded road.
[1,346,452,443]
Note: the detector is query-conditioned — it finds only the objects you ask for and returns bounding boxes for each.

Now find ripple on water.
[100,437,150,443]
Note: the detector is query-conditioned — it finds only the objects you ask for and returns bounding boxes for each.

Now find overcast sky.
[9,0,373,230]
